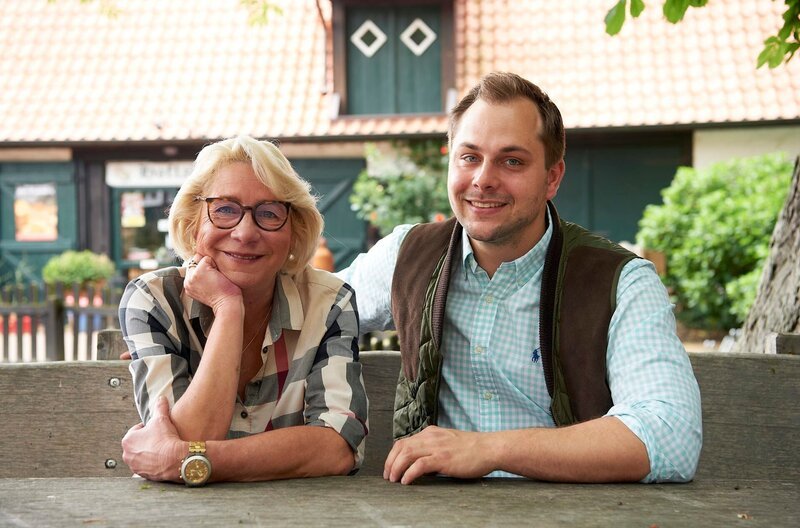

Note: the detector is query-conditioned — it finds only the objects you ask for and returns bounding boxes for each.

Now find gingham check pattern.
[120,265,369,467]
[339,219,702,482]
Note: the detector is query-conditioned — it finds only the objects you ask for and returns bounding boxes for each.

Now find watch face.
[183,456,210,485]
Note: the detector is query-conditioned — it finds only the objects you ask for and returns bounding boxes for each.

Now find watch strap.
[187,440,206,455]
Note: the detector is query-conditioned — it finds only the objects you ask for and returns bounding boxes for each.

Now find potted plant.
[42,250,116,287]
[42,250,116,307]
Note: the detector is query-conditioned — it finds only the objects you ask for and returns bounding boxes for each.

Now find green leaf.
[605,0,627,36]
[782,3,800,25]
[688,0,708,7]
[630,0,645,17]
[663,0,690,23]
[240,0,283,25]
[757,36,787,68]
[757,46,774,69]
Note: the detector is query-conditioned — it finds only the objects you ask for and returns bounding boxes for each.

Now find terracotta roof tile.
[0,0,797,144]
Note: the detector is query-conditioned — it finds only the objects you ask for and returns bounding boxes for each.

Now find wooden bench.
[1,329,798,484]
[0,339,399,478]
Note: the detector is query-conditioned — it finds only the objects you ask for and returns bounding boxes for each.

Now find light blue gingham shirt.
[339,218,702,482]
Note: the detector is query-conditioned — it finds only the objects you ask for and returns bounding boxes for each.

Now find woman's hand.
[121,397,186,482]
[183,254,243,314]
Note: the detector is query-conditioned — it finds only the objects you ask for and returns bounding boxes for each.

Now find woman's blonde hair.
[169,136,323,275]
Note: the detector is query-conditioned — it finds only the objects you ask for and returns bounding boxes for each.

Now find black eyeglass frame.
[196,196,291,232]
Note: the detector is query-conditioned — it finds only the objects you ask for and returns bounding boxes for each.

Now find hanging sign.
[106,161,193,188]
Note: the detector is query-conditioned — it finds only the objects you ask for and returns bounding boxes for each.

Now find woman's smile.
[222,251,263,262]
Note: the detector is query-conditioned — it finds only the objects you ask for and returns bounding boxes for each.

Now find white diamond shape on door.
[350,20,387,58]
[400,18,437,56]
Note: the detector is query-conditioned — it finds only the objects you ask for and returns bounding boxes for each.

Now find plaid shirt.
[339,217,702,482]
[120,265,368,468]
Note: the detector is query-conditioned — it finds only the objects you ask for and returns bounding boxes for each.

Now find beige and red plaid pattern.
[120,265,368,468]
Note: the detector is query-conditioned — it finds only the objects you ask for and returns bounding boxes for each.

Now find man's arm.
[385,259,701,485]
[384,417,649,484]
[335,223,414,334]
[603,260,702,482]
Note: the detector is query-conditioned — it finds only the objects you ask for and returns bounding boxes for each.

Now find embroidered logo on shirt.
[531,348,540,363]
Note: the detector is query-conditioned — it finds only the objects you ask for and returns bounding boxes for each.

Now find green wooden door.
[590,144,685,242]
[291,158,366,270]
[556,139,688,242]
[347,6,441,115]
[0,163,77,284]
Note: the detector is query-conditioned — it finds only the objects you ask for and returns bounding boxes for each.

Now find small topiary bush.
[42,250,116,286]
[637,153,793,331]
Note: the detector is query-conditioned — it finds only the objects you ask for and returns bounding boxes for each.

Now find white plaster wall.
[693,125,800,169]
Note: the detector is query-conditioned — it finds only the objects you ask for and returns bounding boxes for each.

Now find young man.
[339,72,701,485]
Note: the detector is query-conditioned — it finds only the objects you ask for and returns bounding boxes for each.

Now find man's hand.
[121,397,185,482]
[383,426,495,485]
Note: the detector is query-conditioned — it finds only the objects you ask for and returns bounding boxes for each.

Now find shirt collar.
[183,270,305,346]
[460,208,553,284]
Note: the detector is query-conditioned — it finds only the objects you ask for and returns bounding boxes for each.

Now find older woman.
[120,136,368,485]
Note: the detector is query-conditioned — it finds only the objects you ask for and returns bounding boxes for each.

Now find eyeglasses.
[196,196,291,231]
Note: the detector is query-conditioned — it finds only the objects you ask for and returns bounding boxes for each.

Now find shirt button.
[483,391,494,400]
[475,345,484,355]
[241,411,249,419]
[485,295,494,304]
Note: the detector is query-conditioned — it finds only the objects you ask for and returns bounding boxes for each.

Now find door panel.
[346,6,442,115]
[347,9,396,115]
[555,150,591,227]
[291,159,366,270]
[591,145,683,242]
[395,7,441,113]
[554,137,689,243]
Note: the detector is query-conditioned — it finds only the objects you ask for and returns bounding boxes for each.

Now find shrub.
[350,140,451,236]
[637,153,793,331]
[42,250,116,286]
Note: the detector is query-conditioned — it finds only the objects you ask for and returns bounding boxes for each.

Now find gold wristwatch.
[180,441,211,487]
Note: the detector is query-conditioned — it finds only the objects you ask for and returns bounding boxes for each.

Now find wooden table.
[1,476,796,527]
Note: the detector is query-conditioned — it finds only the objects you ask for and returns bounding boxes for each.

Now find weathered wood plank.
[769,332,800,355]
[360,351,400,475]
[4,337,798,485]
[0,476,796,527]
[0,353,401,478]
[690,352,800,481]
[96,328,130,360]
[0,361,139,477]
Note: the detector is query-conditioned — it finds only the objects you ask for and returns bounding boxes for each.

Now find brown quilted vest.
[390,201,637,436]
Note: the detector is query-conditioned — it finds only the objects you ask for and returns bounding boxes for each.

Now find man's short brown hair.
[448,72,566,169]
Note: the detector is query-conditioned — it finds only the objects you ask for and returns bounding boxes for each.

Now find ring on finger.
[187,258,198,268]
